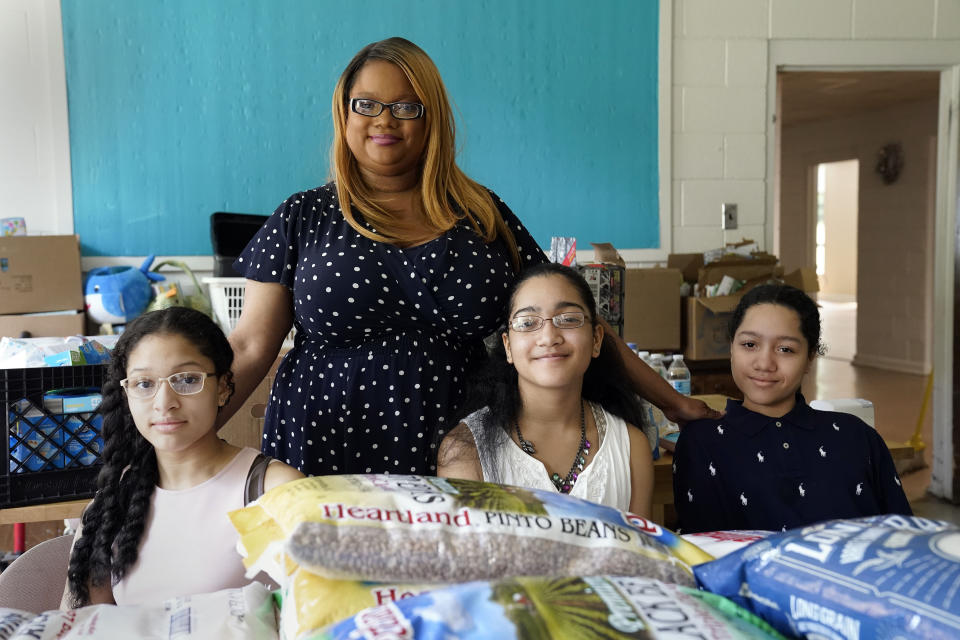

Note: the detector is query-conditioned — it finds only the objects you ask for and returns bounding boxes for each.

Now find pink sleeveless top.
[112,447,260,605]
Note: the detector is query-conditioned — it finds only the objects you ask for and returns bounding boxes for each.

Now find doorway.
[777,70,939,375]
[815,159,859,362]
[777,69,941,501]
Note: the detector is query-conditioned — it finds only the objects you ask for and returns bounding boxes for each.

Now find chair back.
[0,534,74,613]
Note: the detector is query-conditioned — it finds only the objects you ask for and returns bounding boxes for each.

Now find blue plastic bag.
[694,515,960,640]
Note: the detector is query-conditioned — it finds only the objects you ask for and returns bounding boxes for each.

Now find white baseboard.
[851,352,930,375]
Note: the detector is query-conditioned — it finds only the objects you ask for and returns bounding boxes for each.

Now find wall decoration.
[875,142,904,185]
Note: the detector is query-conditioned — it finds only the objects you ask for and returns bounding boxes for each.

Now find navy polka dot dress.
[235,182,545,476]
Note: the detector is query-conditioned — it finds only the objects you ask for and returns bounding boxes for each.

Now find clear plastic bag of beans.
[229,474,714,637]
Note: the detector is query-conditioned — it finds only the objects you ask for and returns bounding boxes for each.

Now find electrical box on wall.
[722,203,738,230]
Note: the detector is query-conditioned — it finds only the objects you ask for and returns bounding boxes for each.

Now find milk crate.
[577,263,624,337]
[1,364,106,508]
[203,277,296,344]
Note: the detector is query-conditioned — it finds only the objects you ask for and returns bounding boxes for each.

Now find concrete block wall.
[670,0,960,255]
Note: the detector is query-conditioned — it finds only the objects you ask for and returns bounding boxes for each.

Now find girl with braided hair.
[61,307,302,607]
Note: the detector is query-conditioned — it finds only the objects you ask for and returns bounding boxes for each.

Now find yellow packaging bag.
[278,567,440,639]
[230,474,713,639]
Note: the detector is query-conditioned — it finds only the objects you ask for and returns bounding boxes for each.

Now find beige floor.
[803,299,957,524]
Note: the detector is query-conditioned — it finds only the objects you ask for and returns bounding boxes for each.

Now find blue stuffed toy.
[84,255,166,325]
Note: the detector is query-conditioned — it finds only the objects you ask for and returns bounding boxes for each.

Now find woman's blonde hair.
[331,37,519,270]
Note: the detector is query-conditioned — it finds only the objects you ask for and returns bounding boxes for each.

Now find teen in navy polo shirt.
[673,284,911,533]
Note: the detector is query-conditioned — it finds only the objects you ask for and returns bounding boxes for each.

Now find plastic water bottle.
[637,350,650,365]
[650,353,668,379]
[667,354,691,396]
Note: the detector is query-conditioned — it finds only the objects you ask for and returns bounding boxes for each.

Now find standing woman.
[224,37,715,477]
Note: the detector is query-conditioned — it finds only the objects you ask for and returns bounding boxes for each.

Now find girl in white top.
[62,307,302,607]
[438,263,654,517]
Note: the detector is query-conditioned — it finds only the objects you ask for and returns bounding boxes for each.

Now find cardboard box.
[696,254,782,297]
[782,267,820,293]
[623,268,682,351]
[683,296,740,361]
[589,242,626,267]
[666,253,704,284]
[681,259,820,361]
[0,312,85,339]
[0,235,83,315]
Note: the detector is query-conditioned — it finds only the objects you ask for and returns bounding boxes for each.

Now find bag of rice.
[680,530,773,559]
[230,474,714,637]
[0,583,277,639]
[306,575,787,639]
[695,515,960,640]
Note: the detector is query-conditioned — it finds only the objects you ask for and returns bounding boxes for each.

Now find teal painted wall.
[61,0,659,256]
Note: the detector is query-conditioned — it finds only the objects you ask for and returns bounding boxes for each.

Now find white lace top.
[462,402,632,511]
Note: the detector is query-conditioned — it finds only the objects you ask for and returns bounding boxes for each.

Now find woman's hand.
[599,318,725,426]
[663,394,724,426]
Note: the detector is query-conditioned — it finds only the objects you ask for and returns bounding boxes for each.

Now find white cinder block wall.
[672,0,959,375]
[671,0,960,253]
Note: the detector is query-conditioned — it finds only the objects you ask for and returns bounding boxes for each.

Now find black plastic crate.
[1,364,107,508]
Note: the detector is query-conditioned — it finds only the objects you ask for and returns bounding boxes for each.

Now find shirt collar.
[723,392,815,436]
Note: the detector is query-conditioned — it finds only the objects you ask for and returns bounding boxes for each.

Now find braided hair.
[66,307,235,607]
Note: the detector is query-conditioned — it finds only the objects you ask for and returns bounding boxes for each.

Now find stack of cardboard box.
[585,244,682,349]
[670,251,819,361]
[592,243,819,363]
[0,236,85,338]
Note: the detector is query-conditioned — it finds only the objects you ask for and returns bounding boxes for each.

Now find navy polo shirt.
[672,393,912,533]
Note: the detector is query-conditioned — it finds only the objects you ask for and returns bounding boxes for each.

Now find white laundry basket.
[204,277,296,344]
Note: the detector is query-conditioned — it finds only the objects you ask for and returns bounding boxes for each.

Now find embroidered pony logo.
[798,483,806,497]
[757,451,765,463]
[717,424,725,435]
[708,462,717,476]
[856,483,863,495]
[819,446,827,457]
[740,493,748,506]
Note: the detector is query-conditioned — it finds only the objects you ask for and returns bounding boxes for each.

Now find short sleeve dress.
[235,182,545,476]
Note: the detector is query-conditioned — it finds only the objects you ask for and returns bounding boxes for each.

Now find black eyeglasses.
[350,98,425,120]
[509,312,587,332]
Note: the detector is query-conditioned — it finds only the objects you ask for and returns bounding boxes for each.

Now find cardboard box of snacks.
[623,268,682,351]
[0,235,84,338]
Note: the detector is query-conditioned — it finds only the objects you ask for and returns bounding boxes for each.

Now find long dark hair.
[445,263,646,470]
[66,307,235,607]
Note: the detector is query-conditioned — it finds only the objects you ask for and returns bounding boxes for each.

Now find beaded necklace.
[515,400,592,494]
